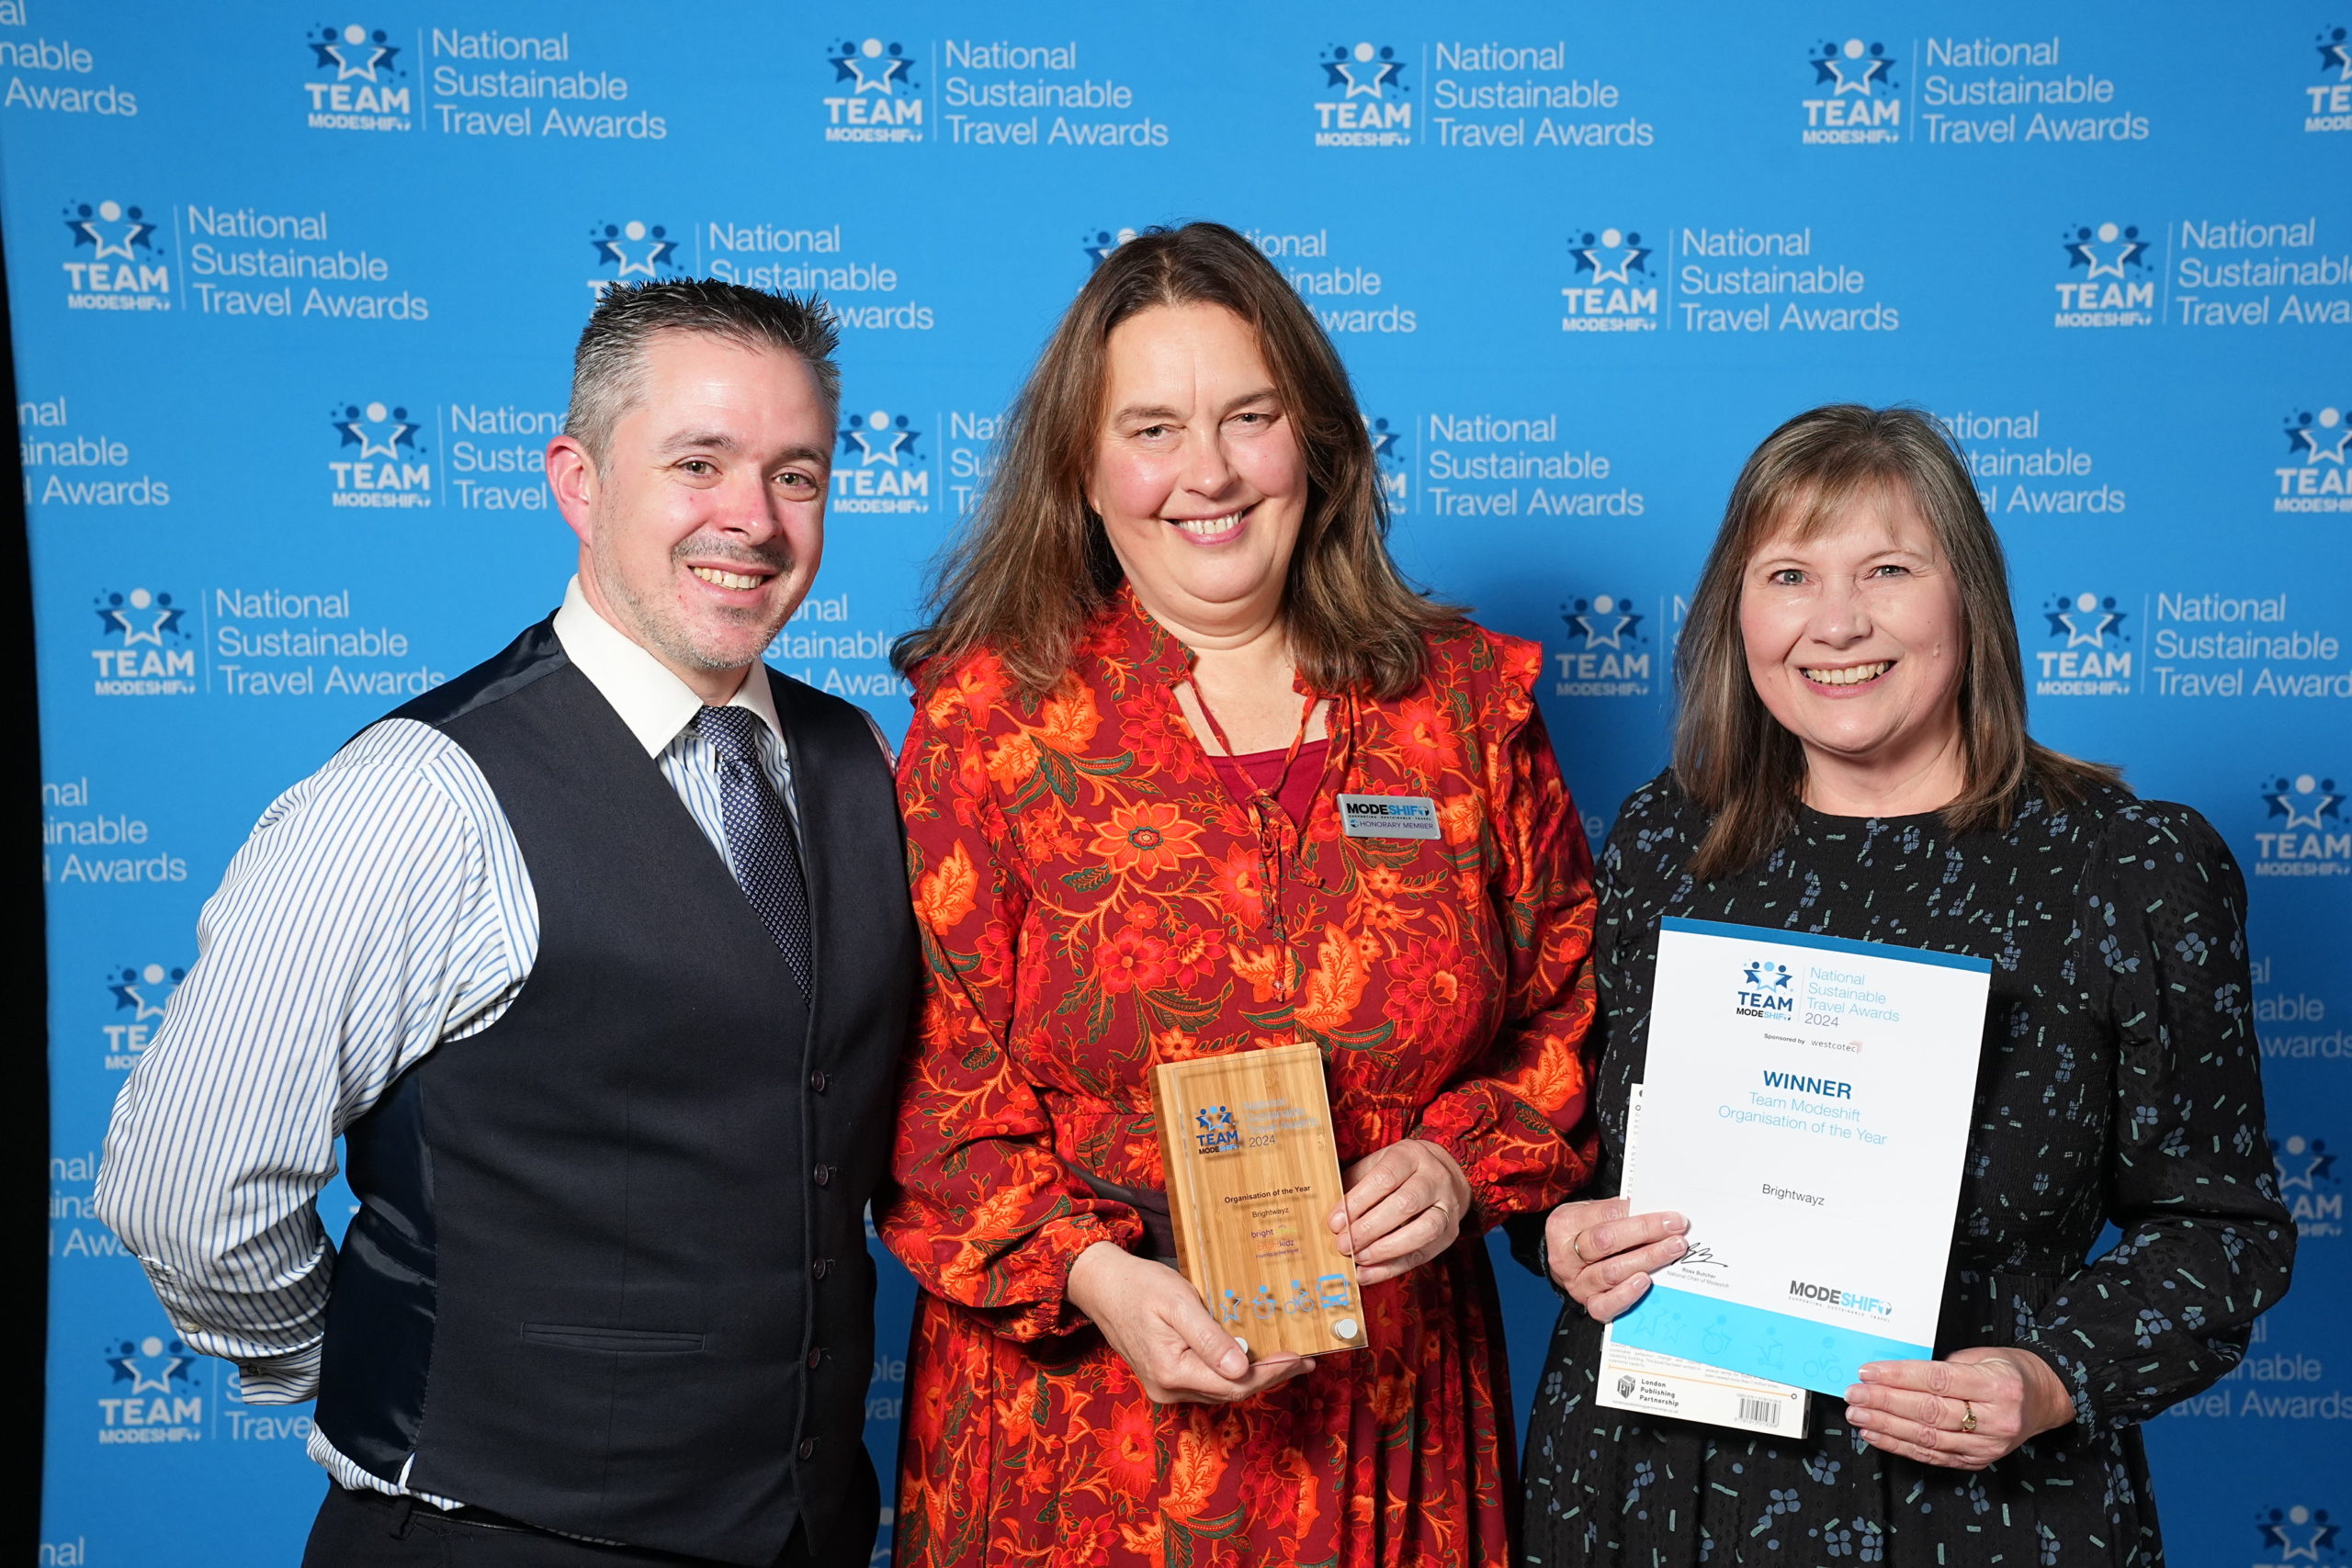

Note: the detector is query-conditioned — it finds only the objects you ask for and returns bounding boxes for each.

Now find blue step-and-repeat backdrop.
[10,4,2348,1563]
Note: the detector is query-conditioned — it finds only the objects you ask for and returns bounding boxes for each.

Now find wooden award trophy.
[1150,1043,1368,1360]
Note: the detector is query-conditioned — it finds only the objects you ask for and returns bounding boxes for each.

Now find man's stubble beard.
[595,534,800,674]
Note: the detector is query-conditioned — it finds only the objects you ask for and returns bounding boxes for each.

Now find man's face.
[551,332,832,689]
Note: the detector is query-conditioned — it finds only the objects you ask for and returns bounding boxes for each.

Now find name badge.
[1337,793,1439,840]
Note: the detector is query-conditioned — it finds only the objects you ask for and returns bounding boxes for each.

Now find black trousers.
[300,1470,879,1568]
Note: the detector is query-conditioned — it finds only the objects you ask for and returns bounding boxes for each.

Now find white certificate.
[1610,917,1990,1396]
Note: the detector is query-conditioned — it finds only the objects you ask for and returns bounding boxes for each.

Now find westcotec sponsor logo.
[2278,404,2352,512]
[1314,40,1412,146]
[1800,37,1901,144]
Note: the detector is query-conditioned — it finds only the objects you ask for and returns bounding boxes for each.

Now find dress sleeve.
[2018,803,2297,1427]
[1410,697,1601,1228]
[876,680,1145,1341]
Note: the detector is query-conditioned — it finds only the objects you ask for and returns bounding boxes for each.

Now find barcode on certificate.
[1737,1397,1781,1427]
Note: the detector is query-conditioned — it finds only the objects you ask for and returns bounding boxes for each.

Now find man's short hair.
[564,279,842,467]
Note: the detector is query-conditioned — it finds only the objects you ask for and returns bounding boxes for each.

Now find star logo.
[109,964,186,1023]
[1562,593,1644,650]
[2265,774,2342,832]
[65,200,154,263]
[2287,407,2351,463]
[841,410,919,466]
[1742,960,1793,990]
[95,589,185,646]
[334,400,417,461]
[2257,1505,2341,1562]
[1365,416,1401,463]
[1196,1106,1236,1134]
[2064,222,2149,280]
[107,1335,194,1396]
[2319,28,2352,81]
[831,37,913,93]
[2044,592,2127,649]
[591,220,677,279]
[2272,1135,2338,1192]
[1571,228,1650,286]
[1812,39,1896,95]
[1083,226,1137,269]
[1321,41,1406,98]
[311,24,400,82]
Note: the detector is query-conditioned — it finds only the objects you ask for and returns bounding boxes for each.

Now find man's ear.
[546,434,597,547]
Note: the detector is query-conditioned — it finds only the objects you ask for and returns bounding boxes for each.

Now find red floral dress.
[881,589,1599,1568]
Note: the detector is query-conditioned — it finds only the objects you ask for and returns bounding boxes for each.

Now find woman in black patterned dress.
[1513,405,2295,1566]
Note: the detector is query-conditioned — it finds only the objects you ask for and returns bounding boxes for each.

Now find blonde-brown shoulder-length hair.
[890,221,1459,699]
[1674,404,2119,881]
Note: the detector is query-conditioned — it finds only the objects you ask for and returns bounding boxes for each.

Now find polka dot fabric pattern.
[696,705,812,997]
[1510,773,2297,1567]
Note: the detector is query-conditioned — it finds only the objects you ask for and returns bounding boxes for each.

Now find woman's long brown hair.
[891,222,1459,699]
[1674,404,2119,880]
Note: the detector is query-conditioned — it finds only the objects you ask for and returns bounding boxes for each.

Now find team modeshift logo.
[2277,403,2352,513]
[330,400,432,509]
[2256,1504,2343,1564]
[823,36,924,142]
[104,961,186,1071]
[62,198,169,312]
[2274,1134,2343,1239]
[2256,772,2347,877]
[585,219,683,299]
[1561,227,1657,332]
[1313,41,1412,147]
[2053,221,2154,329]
[832,408,929,513]
[304,22,412,131]
[1082,225,1138,269]
[1193,1105,1240,1156]
[2034,591,2132,696]
[1736,959,1795,1018]
[1554,593,1652,697]
[90,588,195,696]
[2309,27,2352,132]
[1365,414,1406,511]
[99,1332,203,1444]
[1800,37,1901,144]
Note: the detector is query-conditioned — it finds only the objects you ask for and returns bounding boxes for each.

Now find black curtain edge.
[1,210,53,1554]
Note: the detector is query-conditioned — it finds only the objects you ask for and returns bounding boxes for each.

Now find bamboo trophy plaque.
[1150,1043,1368,1360]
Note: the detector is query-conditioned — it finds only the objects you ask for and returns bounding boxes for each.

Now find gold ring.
[1959,1401,1977,1434]
[1569,1232,1590,1266]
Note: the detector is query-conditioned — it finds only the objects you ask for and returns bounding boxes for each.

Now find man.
[96,280,915,1567]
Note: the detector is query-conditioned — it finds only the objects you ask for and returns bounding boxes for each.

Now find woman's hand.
[1542,1197,1690,1321]
[1328,1139,1473,1287]
[1066,1242,1311,1404]
[1845,1348,2076,1469]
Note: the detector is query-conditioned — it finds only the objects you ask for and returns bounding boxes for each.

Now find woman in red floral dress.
[880,223,1599,1568]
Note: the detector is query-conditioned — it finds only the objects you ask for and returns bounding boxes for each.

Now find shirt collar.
[551,575,783,758]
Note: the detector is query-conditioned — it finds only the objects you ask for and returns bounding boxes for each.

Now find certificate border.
[1660,916,1994,975]
[1611,1283,1933,1397]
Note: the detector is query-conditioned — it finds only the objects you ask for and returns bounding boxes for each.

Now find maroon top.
[1207,738,1329,828]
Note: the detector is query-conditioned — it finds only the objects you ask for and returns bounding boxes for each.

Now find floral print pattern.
[881,589,1600,1567]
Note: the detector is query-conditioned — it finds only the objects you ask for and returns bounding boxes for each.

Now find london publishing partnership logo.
[62,198,170,311]
[2256,772,2347,877]
[2278,403,2351,513]
[91,588,195,696]
[1313,41,1412,147]
[585,219,681,299]
[303,22,413,131]
[1561,227,1657,332]
[2309,27,2352,132]
[1735,959,1794,1018]
[1554,593,1652,697]
[2053,221,2154,329]
[100,1332,203,1444]
[1800,37,1901,144]
[823,36,923,142]
[1193,1105,1240,1156]
[331,400,432,508]
[833,408,928,513]
[2273,1133,2343,1239]
[105,961,186,1070]
[2034,591,2132,696]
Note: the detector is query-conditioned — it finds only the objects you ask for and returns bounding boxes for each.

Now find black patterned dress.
[1510,773,2295,1567]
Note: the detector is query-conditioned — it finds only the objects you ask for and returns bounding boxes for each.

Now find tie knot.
[695,705,768,764]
